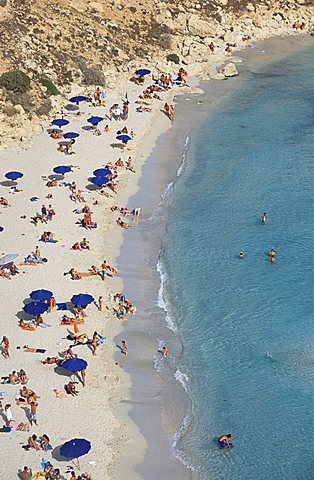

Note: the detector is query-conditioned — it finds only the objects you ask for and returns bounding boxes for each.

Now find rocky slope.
[0,0,313,146]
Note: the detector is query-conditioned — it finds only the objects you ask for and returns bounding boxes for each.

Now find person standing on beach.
[262,212,267,224]
[162,346,169,358]
[3,403,13,427]
[29,401,38,426]
[92,331,98,356]
[98,296,103,311]
[80,368,86,387]
[0,336,9,358]
[121,340,128,355]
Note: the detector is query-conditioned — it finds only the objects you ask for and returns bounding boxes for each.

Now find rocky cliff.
[0,0,313,146]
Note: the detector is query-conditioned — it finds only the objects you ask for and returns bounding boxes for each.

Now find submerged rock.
[222,62,239,77]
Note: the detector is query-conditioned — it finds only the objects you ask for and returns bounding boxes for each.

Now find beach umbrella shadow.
[65,104,79,112]
[85,183,101,191]
[51,445,67,462]
[58,140,71,147]
[48,174,64,181]
[0,180,17,187]
[47,128,63,134]
[81,125,93,131]
[110,143,125,149]
[54,365,73,378]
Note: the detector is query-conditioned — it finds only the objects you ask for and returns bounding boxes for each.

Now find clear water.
[161,44,314,479]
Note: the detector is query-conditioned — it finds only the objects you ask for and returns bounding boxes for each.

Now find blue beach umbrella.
[53,165,72,175]
[63,132,80,139]
[92,168,111,177]
[62,358,88,373]
[30,289,53,301]
[69,96,87,103]
[51,119,69,127]
[135,69,151,76]
[5,171,24,181]
[23,302,49,316]
[71,293,94,306]
[116,134,132,142]
[87,116,104,125]
[60,438,91,459]
[0,226,4,232]
[90,176,109,186]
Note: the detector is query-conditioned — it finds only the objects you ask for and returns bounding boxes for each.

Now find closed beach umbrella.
[69,96,87,103]
[92,168,111,177]
[62,358,88,373]
[60,438,91,459]
[116,134,132,143]
[53,165,72,175]
[135,69,151,76]
[0,254,19,265]
[71,293,94,306]
[90,176,109,186]
[30,289,53,301]
[63,132,80,139]
[87,116,104,125]
[5,171,24,181]
[51,119,69,127]
[23,302,49,316]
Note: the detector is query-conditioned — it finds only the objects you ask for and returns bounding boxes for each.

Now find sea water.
[160,41,314,479]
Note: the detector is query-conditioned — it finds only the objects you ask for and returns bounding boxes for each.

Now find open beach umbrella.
[92,168,111,177]
[69,96,87,103]
[51,119,69,127]
[71,293,94,307]
[62,358,88,373]
[60,438,91,460]
[116,134,132,143]
[5,171,24,181]
[53,165,72,175]
[63,132,80,139]
[135,68,151,76]
[87,116,104,125]
[0,226,4,232]
[23,302,49,316]
[90,176,109,186]
[0,253,18,265]
[30,289,53,301]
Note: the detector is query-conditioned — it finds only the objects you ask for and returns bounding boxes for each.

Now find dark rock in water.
[311,31,314,37]
[0,0,7,6]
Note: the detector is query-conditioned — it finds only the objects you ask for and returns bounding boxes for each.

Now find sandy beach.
[0,25,311,480]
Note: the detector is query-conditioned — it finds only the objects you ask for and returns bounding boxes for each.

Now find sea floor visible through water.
[115,34,314,480]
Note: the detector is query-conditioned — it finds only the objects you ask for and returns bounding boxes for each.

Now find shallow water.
[161,40,314,479]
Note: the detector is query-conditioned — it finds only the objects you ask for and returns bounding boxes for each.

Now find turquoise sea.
[160,40,314,479]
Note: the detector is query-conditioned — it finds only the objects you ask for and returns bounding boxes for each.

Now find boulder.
[222,63,238,77]
[0,0,8,6]
[14,104,25,115]
[188,14,221,38]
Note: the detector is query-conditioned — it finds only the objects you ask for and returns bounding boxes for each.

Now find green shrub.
[0,70,30,93]
[40,78,59,96]
[166,53,180,64]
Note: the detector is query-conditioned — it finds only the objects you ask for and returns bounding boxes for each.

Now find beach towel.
[11,420,29,432]
[56,302,67,310]
[38,322,51,328]
[23,347,46,354]
[96,335,107,346]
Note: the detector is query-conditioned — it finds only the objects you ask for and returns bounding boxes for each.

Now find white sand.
[0,75,195,479]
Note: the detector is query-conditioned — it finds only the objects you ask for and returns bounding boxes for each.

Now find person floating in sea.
[268,248,276,263]
[239,252,245,259]
[162,346,169,358]
[218,433,232,448]
[262,212,267,224]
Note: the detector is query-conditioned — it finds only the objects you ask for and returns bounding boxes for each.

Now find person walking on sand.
[262,212,267,224]
[121,340,128,355]
[0,336,9,358]
[98,296,104,311]
[162,346,169,358]
[80,368,86,387]
[29,401,38,426]
[3,403,13,427]
[92,331,98,356]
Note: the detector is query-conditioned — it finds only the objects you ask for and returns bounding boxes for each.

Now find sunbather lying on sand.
[66,333,88,345]
[117,217,132,229]
[60,315,85,325]
[0,197,10,207]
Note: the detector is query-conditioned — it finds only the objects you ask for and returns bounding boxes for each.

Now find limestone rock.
[222,63,239,77]
[188,14,220,38]
[14,104,25,115]
[0,0,8,6]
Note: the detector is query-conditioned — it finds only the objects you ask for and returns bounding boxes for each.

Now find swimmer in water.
[239,252,245,258]
[262,212,267,224]
[218,433,232,448]
[268,248,276,263]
